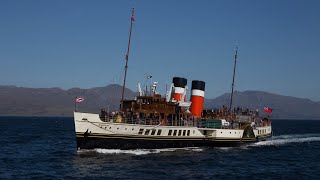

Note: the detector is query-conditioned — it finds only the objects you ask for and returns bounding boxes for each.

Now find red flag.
[264,107,273,113]
[75,97,84,103]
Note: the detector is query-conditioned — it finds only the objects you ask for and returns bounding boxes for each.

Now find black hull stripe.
[76,137,265,150]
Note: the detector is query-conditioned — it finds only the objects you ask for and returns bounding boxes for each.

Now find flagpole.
[121,7,135,111]
[229,45,238,115]
[75,97,77,112]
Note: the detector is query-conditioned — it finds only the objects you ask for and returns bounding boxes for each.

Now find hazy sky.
[1,0,319,101]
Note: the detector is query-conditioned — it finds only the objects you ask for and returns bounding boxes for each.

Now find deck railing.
[99,113,270,129]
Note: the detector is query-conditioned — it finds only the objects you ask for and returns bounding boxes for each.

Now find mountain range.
[0,84,319,119]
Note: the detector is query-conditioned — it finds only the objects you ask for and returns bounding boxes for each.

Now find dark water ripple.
[0,117,320,179]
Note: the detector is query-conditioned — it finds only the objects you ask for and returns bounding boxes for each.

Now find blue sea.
[0,117,320,179]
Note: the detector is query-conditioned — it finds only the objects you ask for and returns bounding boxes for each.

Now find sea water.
[0,117,319,179]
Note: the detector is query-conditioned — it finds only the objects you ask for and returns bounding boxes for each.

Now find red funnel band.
[174,93,183,101]
[190,96,204,117]
[173,87,185,101]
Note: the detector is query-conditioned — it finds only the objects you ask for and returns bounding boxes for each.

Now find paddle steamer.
[74,8,272,150]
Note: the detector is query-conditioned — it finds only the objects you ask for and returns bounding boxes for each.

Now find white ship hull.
[74,112,272,149]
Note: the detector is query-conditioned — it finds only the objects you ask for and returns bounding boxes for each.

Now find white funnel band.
[191,89,205,97]
[174,87,185,94]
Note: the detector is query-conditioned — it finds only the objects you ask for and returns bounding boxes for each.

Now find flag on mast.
[75,97,84,103]
[263,107,273,113]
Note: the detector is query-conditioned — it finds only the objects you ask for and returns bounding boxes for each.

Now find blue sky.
[1,0,320,101]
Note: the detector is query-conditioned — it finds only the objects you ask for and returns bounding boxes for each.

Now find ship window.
[157,130,162,135]
[151,129,156,135]
[193,130,195,134]
[178,130,182,136]
[187,130,190,136]
[145,129,150,135]
[138,129,144,135]
[168,130,172,136]
[183,130,186,136]
[173,130,177,136]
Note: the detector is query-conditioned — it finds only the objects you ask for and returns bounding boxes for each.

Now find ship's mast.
[121,8,135,111]
[229,45,238,114]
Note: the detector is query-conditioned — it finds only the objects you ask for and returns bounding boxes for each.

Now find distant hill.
[205,91,320,119]
[0,84,136,117]
[0,85,320,119]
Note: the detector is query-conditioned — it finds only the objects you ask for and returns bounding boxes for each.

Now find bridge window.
[168,130,172,136]
[183,130,186,136]
[178,130,182,136]
[187,130,190,136]
[157,129,162,135]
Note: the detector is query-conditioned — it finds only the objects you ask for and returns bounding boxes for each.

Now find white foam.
[89,147,203,155]
[250,133,320,147]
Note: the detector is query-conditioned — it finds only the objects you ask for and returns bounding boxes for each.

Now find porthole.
[125,128,127,130]
[109,127,112,129]
[151,129,156,135]
[230,132,231,134]
[221,132,223,133]
[145,129,150,135]
[117,127,119,130]
[132,128,134,130]
[138,129,144,135]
